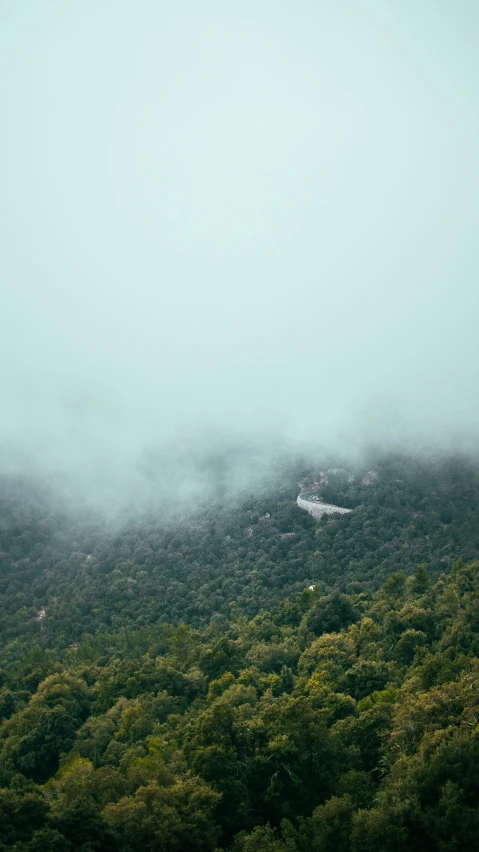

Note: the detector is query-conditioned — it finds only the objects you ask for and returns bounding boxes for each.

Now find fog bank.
[1,1,478,502]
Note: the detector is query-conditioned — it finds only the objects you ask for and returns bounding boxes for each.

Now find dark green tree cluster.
[2,454,479,661]
[1,559,479,849]
[2,453,479,848]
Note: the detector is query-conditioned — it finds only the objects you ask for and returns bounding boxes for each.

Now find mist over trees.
[0,453,479,849]
[1,0,479,848]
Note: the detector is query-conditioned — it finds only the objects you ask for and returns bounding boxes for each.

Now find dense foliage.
[2,453,479,658]
[1,452,479,849]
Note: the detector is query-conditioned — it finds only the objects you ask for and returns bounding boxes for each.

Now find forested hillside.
[2,454,479,657]
[1,453,479,850]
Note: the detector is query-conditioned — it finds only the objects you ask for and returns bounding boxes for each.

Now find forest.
[1,452,479,850]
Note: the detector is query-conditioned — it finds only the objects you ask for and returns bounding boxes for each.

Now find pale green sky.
[1,1,478,486]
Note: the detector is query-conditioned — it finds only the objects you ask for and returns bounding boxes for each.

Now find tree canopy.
[1,453,479,849]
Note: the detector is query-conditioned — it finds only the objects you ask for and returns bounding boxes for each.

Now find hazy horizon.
[1,1,478,503]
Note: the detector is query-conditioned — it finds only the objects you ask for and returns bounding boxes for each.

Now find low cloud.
[1,0,478,506]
